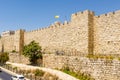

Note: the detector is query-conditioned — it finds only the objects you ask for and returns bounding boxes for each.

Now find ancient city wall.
[1,10,120,56]
[24,10,94,55]
[9,53,29,64]
[0,29,24,53]
[94,10,120,55]
[43,54,120,80]
[0,10,120,80]
[0,35,14,52]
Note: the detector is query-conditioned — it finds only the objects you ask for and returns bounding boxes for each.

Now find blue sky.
[0,0,120,33]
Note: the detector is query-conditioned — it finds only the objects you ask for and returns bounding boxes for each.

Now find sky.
[0,0,120,33]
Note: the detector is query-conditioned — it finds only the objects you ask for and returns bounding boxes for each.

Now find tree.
[23,40,42,64]
[0,52,9,64]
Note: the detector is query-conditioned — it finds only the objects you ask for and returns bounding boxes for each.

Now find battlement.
[71,10,94,16]
[2,10,120,36]
[25,20,71,34]
[71,10,95,21]
[96,10,120,18]
[49,22,61,28]
[1,10,95,35]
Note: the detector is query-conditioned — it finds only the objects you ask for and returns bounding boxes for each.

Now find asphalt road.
[0,70,12,80]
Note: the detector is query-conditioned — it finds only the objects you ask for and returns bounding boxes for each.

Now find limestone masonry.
[43,54,120,80]
[1,10,120,56]
[1,10,120,80]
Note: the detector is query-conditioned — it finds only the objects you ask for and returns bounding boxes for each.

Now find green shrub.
[13,67,17,70]
[63,70,94,80]
[22,40,42,64]
[61,66,94,80]
[11,50,16,53]
[34,69,45,76]
[0,52,9,64]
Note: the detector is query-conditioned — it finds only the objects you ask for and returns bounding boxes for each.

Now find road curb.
[0,66,29,80]
[6,62,79,80]
[0,66,16,76]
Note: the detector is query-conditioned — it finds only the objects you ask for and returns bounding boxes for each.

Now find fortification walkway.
[6,62,78,80]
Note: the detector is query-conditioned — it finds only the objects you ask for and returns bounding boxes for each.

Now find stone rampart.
[94,10,120,55]
[1,10,120,55]
[0,10,120,80]
[0,29,24,53]
[0,35,14,52]
[9,53,30,64]
[24,10,94,55]
[43,54,120,80]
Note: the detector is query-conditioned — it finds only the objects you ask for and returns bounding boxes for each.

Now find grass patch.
[61,66,94,80]
[86,54,115,60]
[118,57,120,61]
[34,69,45,76]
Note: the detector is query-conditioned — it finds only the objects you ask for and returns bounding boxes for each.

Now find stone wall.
[43,54,120,80]
[0,29,24,53]
[9,53,30,64]
[0,35,14,52]
[24,10,94,55]
[23,10,120,55]
[0,10,120,79]
[1,10,120,55]
[94,10,120,55]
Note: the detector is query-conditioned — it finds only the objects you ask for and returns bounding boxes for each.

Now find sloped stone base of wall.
[9,53,30,64]
[43,54,120,80]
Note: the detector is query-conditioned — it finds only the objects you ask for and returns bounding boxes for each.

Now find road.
[0,70,12,80]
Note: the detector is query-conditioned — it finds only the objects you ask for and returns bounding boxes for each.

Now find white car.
[11,75,25,80]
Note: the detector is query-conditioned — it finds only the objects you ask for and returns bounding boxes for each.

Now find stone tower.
[14,29,25,54]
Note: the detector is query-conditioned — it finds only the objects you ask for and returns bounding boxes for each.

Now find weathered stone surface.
[1,10,120,55]
[43,54,120,80]
[9,53,30,64]
[94,10,120,55]
[0,10,120,80]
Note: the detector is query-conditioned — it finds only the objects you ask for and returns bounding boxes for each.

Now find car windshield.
[19,77,24,79]
[13,76,17,78]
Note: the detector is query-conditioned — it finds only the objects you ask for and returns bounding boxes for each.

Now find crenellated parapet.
[95,10,120,18]
[24,10,96,34]
[71,10,94,22]
[25,20,71,34]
